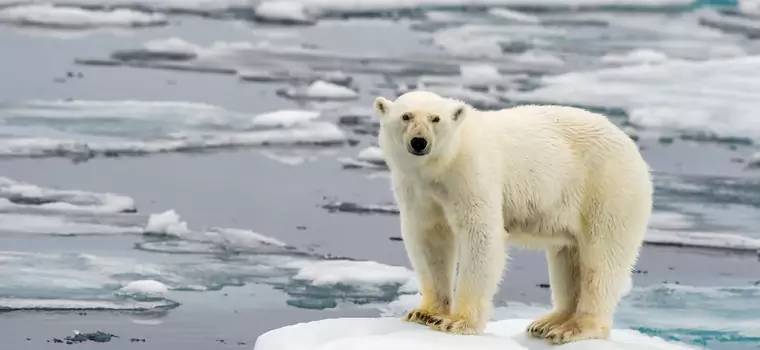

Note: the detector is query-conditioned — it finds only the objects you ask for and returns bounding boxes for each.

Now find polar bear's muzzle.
[408,137,430,156]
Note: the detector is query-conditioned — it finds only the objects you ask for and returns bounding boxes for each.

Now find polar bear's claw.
[425,315,480,335]
[526,310,572,338]
[544,314,609,344]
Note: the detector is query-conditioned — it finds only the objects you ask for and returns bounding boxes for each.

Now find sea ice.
[253,317,697,350]
[0,4,167,29]
[505,55,760,143]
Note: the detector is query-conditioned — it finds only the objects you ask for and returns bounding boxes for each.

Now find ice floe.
[0,4,167,29]
[0,100,348,159]
[0,177,136,214]
[278,80,359,101]
[253,317,697,350]
[505,55,760,144]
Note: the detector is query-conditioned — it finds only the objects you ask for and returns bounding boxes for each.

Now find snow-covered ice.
[0,4,167,29]
[253,317,697,350]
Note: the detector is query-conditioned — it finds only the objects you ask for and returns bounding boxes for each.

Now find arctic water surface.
[0,0,760,349]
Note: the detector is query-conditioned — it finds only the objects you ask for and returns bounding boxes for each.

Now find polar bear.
[373,91,652,344]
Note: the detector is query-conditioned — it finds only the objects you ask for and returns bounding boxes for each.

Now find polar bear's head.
[373,91,469,157]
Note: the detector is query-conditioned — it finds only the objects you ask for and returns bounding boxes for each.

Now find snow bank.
[0,4,167,29]
[253,317,697,350]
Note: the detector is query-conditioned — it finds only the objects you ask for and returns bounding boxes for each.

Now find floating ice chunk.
[322,201,399,215]
[286,260,414,287]
[253,317,697,350]
[0,298,176,311]
[251,110,321,128]
[488,8,541,23]
[357,146,385,165]
[698,9,760,37]
[117,280,170,299]
[460,64,500,80]
[512,51,565,66]
[646,229,760,251]
[0,4,167,29]
[740,0,760,15]
[280,80,359,101]
[144,210,190,236]
[255,1,316,25]
[600,49,669,65]
[0,177,136,213]
[0,213,143,235]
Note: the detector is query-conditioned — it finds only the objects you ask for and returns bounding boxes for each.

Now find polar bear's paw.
[544,314,610,344]
[425,315,481,335]
[403,309,444,325]
[526,310,572,338]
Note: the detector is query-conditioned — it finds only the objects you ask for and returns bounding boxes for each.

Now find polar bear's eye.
[432,116,440,123]
[402,114,411,121]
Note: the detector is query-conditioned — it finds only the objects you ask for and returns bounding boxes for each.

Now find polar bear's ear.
[373,97,393,118]
[452,103,468,122]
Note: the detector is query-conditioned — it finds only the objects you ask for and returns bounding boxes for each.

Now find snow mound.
[253,317,696,350]
[117,280,170,299]
[0,4,167,29]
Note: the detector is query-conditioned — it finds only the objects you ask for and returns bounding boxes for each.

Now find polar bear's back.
[460,104,651,238]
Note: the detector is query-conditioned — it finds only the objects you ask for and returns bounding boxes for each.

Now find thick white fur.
[373,91,652,344]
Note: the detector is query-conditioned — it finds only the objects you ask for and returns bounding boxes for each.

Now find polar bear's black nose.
[410,137,428,152]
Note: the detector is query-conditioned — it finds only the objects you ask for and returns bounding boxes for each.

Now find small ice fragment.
[488,8,541,23]
[600,49,669,65]
[118,280,170,299]
[144,210,190,236]
[287,260,413,287]
[251,110,321,128]
[280,81,358,101]
[748,152,760,169]
[459,64,500,80]
[254,1,316,25]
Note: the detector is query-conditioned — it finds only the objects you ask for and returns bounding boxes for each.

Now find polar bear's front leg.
[427,198,506,335]
[397,199,456,325]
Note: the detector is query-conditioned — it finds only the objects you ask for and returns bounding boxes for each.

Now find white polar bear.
[373,91,652,344]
